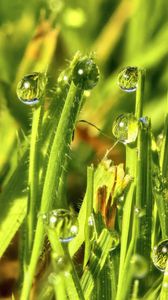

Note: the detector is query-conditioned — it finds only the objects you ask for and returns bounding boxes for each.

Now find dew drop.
[117,195,125,211]
[48,272,57,285]
[134,207,146,218]
[156,132,164,152]
[118,66,138,92]
[88,214,96,240]
[152,239,168,271]
[57,69,71,87]
[88,215,94,226]
[52,252,71,274]
[16,72,47,106]
[72,57,99,90]
[41,209,79,242]
[131,254,148,278]
[112,113,138,144]
[109,230,120,251]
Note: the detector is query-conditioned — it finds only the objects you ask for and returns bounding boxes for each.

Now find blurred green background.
[0,0,168,204]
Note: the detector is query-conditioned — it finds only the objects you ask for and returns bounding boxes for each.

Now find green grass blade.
[83,165,94,267]
[81,228,113,299]
[20,54,85,299]
[0,196,27,258]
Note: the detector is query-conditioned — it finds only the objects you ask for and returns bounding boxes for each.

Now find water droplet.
[112,113,138,144]
[88,215,94,226]
[119,195,124,202]
[118,67,138,92]
[52,253,71,274]
[117,195,125,211]
[131,254,148,278]
[109,230,120,251]
[152,240,168,271]
[48,0,63,14]
[57,69,71,87]
[16,72,47,106]
[72,57,99,90]
[88,214,96,241]
[156,132,164,152]
[139,116,149,128]
[134,207,146,218]
[48,272,57,285]
[41,209,79,242]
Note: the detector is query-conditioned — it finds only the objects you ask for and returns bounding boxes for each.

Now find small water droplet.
[109,230,120,251]
[88,215,94,226]
[72,57,99,90]
[117,195,125,210]
[119,195,124,202]
[88,214,96,241]
[118,67,138,92]
[152,240,168,271]
[139,116,149,128]
[16,72,47,106]
[48,272,57,285]
[52,252,71,274]
[41,209,79,242]
[112,113,138,144]
[131,254,148,278]
[134,207,146,218]
[156,132,164,152]
[57,69,71,86]
[48,0,63,14]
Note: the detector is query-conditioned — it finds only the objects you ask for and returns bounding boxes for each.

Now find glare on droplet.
[63,75,68,81]
[50,216,57,224]
[16,72,47,106]
[23,81,30,89]
[72,57,99,90]
[118,67,138,92]
[41,209,79,243]
[152,240,168,271]
[112,113,138,144]
[70,225,78,234]
[78,69,84,75]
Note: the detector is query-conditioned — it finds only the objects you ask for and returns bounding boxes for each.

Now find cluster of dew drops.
[16,62,168,276]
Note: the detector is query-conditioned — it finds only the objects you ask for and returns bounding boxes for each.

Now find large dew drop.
[152,239,168,271]
[16,72,47,106]
[41,209,79,243]
[118,66,138,92]
[72,57,99,90]
[112,113,138,144]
